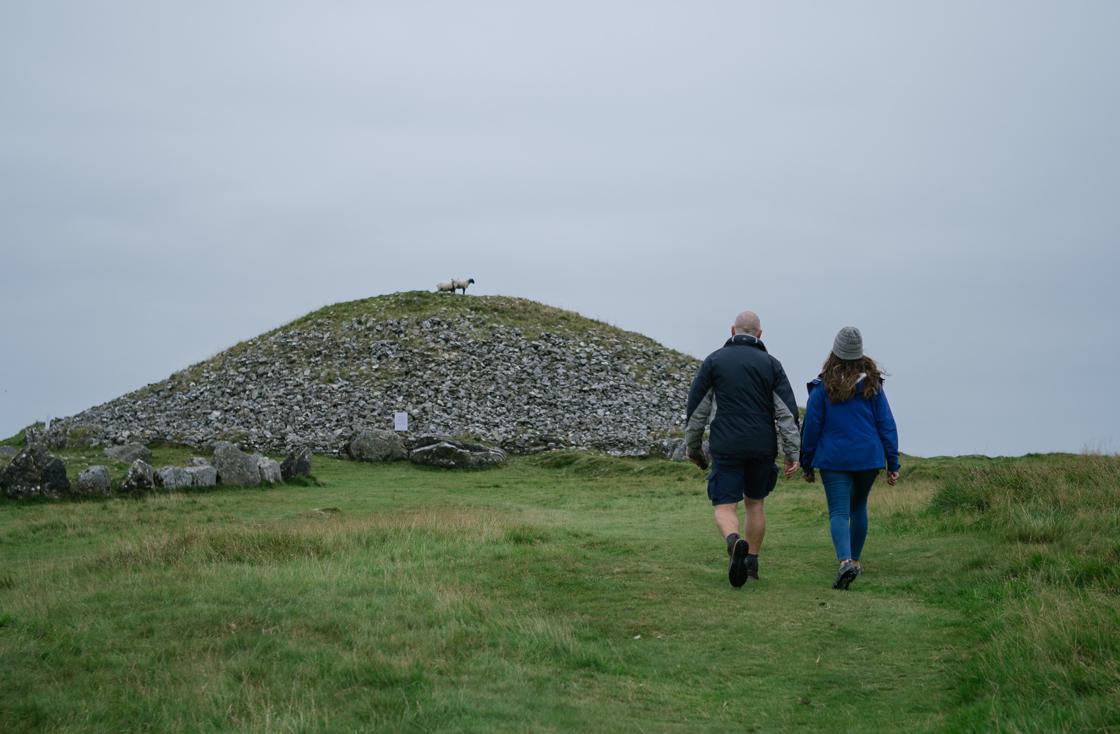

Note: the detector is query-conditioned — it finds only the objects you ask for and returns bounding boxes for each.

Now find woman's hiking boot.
[728,538,750,588]
[833,559,859,590]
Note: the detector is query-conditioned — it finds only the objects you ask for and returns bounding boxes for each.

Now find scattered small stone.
[63,423,105,449]
[652,438,688,461]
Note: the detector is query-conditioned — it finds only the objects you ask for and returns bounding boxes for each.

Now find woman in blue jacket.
[801,326,900,590]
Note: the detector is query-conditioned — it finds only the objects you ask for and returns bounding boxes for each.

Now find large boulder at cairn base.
[212,442,261,486]
[347,430,406,462]
[409,439,505,469]
[120,460,155,492]
[185,464,217,488]
[281,449,312,479]
[0,447,71,498]
[105,443,152,464]
[257,456,282,484]
[77,466,112,496]
[156,466,193,490]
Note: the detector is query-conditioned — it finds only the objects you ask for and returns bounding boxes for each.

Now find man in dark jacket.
[685,310,801,588]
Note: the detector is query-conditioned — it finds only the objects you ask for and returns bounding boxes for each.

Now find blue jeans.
[820,470,879,561]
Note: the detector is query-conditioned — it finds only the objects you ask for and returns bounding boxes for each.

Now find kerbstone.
[77,465,112,495]
[212,442,261,486]
[0,447,72,499]
[121,460,155,492]
[347,430,406,462]
[156,466,193,490]
[256,456,282,484]
[409,439,505,469]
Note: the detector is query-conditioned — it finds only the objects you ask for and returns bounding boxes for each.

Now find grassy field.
[1,450,1117,732]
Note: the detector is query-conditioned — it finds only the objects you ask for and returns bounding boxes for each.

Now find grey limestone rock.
[0,446,72,499]
[185,464,218,488]
[155,466,193,490]
[76,465,112,496]
[280,448,312,480]
[346,430,406,462]
[0,446,18,461]
[105,443,152,464]
[409,439,505,469]
[120,460,155,493]
[212,442,261,486]
[256,456,282,484]
[654,438,688,462]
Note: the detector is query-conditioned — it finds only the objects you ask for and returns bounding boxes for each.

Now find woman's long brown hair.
[821,353,884,403]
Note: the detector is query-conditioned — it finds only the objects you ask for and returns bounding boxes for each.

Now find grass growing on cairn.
[1,450,1117,732]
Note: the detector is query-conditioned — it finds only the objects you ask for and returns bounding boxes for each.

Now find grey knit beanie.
[832,326,864,361]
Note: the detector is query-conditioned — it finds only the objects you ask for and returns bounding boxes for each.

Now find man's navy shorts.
[707,457,779,505]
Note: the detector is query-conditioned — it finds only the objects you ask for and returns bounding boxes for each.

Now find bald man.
[685,311,801,587]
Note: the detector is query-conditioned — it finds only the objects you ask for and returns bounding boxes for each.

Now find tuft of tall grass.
[89,509,516,571]
[927,454,1120,731]
[524,450,704,479]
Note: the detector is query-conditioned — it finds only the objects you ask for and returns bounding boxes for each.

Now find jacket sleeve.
[872,388,900,472]
[686,357,714,424]
[800,386,824,471]
[770,362,801,462]
[684,389,713,451]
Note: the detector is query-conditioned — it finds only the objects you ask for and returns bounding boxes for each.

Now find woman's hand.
[803,469,815,483]
[887,471,899,486]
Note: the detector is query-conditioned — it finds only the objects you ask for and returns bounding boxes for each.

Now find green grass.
[283,291,647,342]
[1,451,1117,732]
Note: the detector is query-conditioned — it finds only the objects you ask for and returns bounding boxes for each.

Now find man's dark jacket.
[685,334,801,460]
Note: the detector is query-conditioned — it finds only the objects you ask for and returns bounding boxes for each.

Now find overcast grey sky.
[2,1,1118,456]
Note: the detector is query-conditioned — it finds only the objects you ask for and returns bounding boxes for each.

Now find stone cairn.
[40,293,698,459]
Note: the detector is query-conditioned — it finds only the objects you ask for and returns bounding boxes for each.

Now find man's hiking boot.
[745,555,759,581]
[833,560,859,590]
[728,538,750,588]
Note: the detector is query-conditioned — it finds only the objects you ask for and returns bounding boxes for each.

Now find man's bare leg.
[744,498,765,554]
[713,503,740,539]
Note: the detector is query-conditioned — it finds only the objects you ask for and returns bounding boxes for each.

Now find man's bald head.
[733,311,761,336]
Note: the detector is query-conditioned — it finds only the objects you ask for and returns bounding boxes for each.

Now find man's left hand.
[687,448,709,471]
[784,459,800,480]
